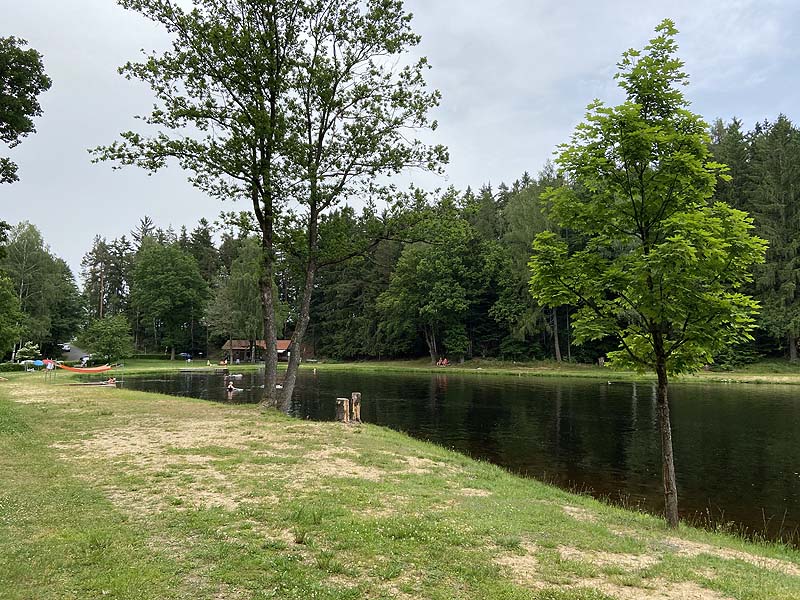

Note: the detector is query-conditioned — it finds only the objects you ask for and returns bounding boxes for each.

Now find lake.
[116,368,800,543]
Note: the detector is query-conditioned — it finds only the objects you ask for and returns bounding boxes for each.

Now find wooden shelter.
[221,339,292,362]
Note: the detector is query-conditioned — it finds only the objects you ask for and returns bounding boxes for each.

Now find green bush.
[0,362,25,372]
[131,354,169,360]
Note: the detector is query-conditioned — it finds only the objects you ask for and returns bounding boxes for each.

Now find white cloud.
[4,0,799,276]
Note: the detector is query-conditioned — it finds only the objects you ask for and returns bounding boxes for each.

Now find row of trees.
[0,36,53,359]
[5,105,798,367]
[0,223,82,360]
[2,116,798,368]
[710,114,800,360]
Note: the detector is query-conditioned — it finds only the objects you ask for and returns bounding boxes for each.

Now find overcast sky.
[4,0,799,278]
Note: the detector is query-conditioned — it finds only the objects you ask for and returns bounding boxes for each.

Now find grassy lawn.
[306,358,800,386]
[58,356,800,386]
[1,374,799,599]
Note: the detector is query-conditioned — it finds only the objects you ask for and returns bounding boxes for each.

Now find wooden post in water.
[351,392,361,423]
[336,397,350,423]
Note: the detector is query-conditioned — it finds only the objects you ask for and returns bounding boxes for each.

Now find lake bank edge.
[2,374,799,599]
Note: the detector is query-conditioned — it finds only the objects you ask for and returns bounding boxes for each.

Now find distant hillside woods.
[0,114,798,364]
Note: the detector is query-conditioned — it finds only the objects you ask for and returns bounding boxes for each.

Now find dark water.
[117,369,800,543]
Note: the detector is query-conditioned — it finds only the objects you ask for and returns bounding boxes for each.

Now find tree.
[94,0,445,406]
[81,236,112,319]
[78,315,133,363]
[131,216,156,250]
[0,275,22,358]
[310,208,404,360]
[709,117,750,211]
[0,36,52,184]
[130,241,208,359]
[15,341,39,361]
[189,218,220,283]
[379,197,473,364]
[528,21,766,528]
[746,116,800,360]
[3,222,82,358]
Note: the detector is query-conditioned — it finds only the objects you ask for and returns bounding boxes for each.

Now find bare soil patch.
[563,504,598,523]
[663,537,800,578]
[558,546,658,570]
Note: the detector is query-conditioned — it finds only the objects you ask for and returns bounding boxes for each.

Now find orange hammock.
[56,364,113,374]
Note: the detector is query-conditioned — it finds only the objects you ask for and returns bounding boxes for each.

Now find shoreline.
[63,357,800,386]
[1,374,799,598]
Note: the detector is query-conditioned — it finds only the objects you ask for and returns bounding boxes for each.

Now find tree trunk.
[552,308,562,363]
[98,269,104,319]
[170,346,175,361]
[655,360,679,528]
[423,324,437,364]
[789,332,798,362]
[280,257,316,409]
[259,253,279,408]
[566,307,571,363]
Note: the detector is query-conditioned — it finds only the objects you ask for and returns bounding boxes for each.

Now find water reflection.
[118,369,800,543]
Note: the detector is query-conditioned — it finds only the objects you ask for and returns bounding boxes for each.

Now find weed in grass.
[291,504,325,526]
[496,534,523,551]
[375,561,404,580]
[315,551,349,575]
[262,539,289,551]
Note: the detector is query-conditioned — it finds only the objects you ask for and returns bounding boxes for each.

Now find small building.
[221,339,292,362]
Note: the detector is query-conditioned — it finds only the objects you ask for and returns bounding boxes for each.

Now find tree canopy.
[0,36,51,184]
[528,20,766,527]
[94,0,446,405]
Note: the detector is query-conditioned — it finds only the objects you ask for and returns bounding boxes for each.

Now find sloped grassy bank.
[1,375,798,599]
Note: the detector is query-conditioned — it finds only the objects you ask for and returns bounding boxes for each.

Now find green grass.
[307,357,800,386]
[44,355,800,386]
[1,374,799,598]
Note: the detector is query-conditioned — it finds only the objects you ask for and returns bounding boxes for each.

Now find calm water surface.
[118,369,800,542]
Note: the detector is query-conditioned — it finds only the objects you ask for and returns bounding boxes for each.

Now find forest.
[1,112,798,366]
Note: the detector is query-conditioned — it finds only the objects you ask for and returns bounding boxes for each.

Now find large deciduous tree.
[3,222,82,359]
[0,36,52,184]
[78,315,134,363]
[528,21,766,528]
[130,241,208,359]
[94,0,445,406]
[0,275,22,357]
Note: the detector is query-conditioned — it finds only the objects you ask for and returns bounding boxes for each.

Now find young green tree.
[0,36,52,184]
[78,315,134,363]
[528,21,766,528]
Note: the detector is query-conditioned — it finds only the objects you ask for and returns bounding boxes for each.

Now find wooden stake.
[336,397,350,423]
[350,392,361,423]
